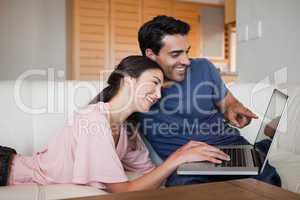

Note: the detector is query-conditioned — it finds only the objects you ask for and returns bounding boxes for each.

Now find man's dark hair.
[138,15,190,56]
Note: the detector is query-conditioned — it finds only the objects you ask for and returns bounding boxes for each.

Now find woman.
[0,56,229,192]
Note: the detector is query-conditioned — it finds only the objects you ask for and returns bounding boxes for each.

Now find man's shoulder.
[190,58,211,66]
[189,58,214,74]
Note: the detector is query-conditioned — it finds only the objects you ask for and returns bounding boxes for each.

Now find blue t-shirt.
[138,58,244,160]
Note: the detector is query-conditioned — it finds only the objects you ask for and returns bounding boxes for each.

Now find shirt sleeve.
[206,59,228,104]
[122,134,155,174]
[72,107,128,186]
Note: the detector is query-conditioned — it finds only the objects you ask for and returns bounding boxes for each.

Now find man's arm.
[217,91,258,128]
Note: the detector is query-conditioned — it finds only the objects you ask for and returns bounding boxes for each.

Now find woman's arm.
[104,141,229,193]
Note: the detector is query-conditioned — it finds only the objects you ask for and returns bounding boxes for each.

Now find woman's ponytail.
[89,70,123,104]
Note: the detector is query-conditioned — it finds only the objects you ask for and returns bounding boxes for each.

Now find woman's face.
[133,69,164,112]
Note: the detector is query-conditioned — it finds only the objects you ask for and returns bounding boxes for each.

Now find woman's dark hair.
[138,15,190,56]
[90,55,162,104]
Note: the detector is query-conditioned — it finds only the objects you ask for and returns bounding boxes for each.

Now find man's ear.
[145,48,157,61]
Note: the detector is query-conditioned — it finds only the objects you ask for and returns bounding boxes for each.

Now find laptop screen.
[253,89,288,170]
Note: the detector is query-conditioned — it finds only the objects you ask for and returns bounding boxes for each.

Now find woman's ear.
[123,76,136,87]
[145,48,157,61]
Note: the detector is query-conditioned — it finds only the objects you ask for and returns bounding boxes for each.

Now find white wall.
[236,0,300,84]
[0,0,66,81]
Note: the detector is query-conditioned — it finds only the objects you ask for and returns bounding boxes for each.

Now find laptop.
[177,89,288,175]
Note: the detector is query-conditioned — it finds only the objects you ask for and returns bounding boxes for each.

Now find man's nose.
[181,54,190,66]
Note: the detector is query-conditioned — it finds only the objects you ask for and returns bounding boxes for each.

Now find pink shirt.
[9,102,154,189]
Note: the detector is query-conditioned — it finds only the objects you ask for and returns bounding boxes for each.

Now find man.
[137,15,281,187]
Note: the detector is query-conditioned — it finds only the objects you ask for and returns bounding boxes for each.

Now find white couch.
[0,80,299,199]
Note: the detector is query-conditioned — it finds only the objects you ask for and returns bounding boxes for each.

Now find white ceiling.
[179,0,224,5]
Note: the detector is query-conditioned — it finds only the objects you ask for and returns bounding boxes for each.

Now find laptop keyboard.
[251,148,263,167]
[215,148,247,167]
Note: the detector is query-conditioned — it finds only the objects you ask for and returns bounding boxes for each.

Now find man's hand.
[224,102,258,128]
[217,92,258,128]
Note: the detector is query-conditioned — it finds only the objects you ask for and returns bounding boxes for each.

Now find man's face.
[146,34,191,82]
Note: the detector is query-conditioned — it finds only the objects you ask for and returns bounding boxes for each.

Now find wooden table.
[68,179,300,200]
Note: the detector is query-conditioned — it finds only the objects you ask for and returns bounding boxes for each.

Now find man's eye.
[171,54,180,58]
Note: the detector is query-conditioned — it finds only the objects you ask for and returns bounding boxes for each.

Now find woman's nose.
[155,87,162,99]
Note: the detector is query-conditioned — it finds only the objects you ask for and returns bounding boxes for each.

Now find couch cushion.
[0,171,144,200]
[278,85,300,154]
[0,184,107,200]
[39,184,108,200]
[0,184,40,200]
[269,150,300,193]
